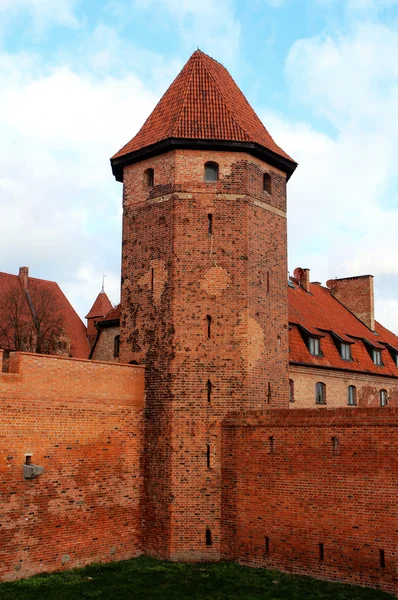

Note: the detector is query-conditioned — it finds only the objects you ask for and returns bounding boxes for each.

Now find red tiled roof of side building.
[288,281,398,376]
[98,304,121,324]
[85,291,113,319]
[0,271,89,359]
[112,50,295,166]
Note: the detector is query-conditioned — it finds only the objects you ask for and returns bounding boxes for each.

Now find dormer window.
[309,337,321,356]
[263,172,272,194]
[204,161,219,182]
[372,349,383,366]
[144,168,154,188]
[340,343,351,361]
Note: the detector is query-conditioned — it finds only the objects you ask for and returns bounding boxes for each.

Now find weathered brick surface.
[91,325,120,362]
[290,365,398,408]
[0,350,144,581]
[222,408,398,595]
[120,148,288,560]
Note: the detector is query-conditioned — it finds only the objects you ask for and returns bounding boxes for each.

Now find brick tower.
[111,51,296,561]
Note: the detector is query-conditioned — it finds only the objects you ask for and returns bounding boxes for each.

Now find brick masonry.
[222,408,398,595]
[120,148,289,560]
[0,350,144,581]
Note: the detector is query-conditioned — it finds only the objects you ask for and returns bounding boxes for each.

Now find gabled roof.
[289,281,398,376]
[111,50,297,181]
[85,291,113,319]
[98,304,121,325]
[0,271,88,359]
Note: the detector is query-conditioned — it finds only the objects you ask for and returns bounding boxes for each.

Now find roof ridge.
[198,53,251,142]
[170,56,196,139]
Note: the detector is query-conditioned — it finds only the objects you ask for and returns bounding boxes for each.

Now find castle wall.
[290,364,398,408]
[221,408,398,595]
[0,351,144,581]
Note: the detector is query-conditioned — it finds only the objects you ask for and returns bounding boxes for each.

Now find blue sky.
[1,0,398,332]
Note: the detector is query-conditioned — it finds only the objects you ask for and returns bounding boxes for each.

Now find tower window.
[144,168,154,188]
[315,382,326,405]
[208,213,213,235]
[380,389,388,407]
[263,172,272,194]
[347,385,357,406]
[204,161,219,182]
[207,379,212,403]
[331,436,340,456]
[289,379,295,403]
[206,444,212,468]
[114,335,120,358]
[206,315,212,339]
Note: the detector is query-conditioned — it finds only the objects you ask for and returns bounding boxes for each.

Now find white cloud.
[0,49,159,319]
[132,0,241,65]
[0,0,79,31]
[265,21,398,333]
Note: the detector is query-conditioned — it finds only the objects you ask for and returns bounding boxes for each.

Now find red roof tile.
[289,281,398,376]
[0,271,88,359]
[112,50,295,167]
[85,291,113,319]
[98,304,121,324]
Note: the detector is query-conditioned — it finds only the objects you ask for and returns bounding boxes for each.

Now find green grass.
[0,556,394,600]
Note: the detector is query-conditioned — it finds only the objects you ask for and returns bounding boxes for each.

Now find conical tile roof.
[85,291,113,320]
[111,50,296,180]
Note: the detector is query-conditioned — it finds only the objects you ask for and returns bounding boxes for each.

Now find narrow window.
[319,543,324,562]
[207,379,212,403]
[289,379,295,403]
[267,382,272,403]
[373,349,383,366]
[331,436,340,456]
[269,436,276,454]
[263,172,272,194]
[380,389,388,407]
[264,536,270,554]
[151,267,154,292]
[114,335,120,358]
[316,382,326,405]
[204,161,219,182]
[206,529,212,546]
[379,549,385,569]
[206,315,212,339]
[266,271,270,294]
[144,168,154,188]
[340,343,351,360]
[347,385,357,406]
[309,337,321,356]
[25,455,32,465]
[206,444,211,468]
[208,213,213,235]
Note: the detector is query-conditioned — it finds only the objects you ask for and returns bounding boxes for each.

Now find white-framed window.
[372,349,383,366]
[347,385,357,406]
[340,343,351,360]
[309,337,321,356]
[316,382,326,404]
[380,389,388,407]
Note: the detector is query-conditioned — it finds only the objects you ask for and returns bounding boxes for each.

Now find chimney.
[301,268,310,293]
[19,266,29,290]
[326,275,375,330]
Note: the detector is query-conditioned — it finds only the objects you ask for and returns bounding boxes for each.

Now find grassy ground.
[0,556,394,600]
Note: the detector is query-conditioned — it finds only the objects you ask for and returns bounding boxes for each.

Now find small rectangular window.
[340,343,351,360]
[347,385,357,406]
[289,379,295,403]
[208,214,213,235]
[380,389,388,407]
[316,382,326,405]
[269,436,276,454]
[206,444,211,468]
[373,349,383,366]
[379,549,385,569]
[309,337,321,356]
[206,529,212,546]
[319,543,324,562]
[264,536,270,554]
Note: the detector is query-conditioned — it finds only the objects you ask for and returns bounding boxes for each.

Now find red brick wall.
[222,409,398,595]
[0,351,144,581]
[119,148,289,561]
[289,365,398,408]
[327,276,375,330]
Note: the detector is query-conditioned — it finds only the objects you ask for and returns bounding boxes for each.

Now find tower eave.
[110,137,298,183]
